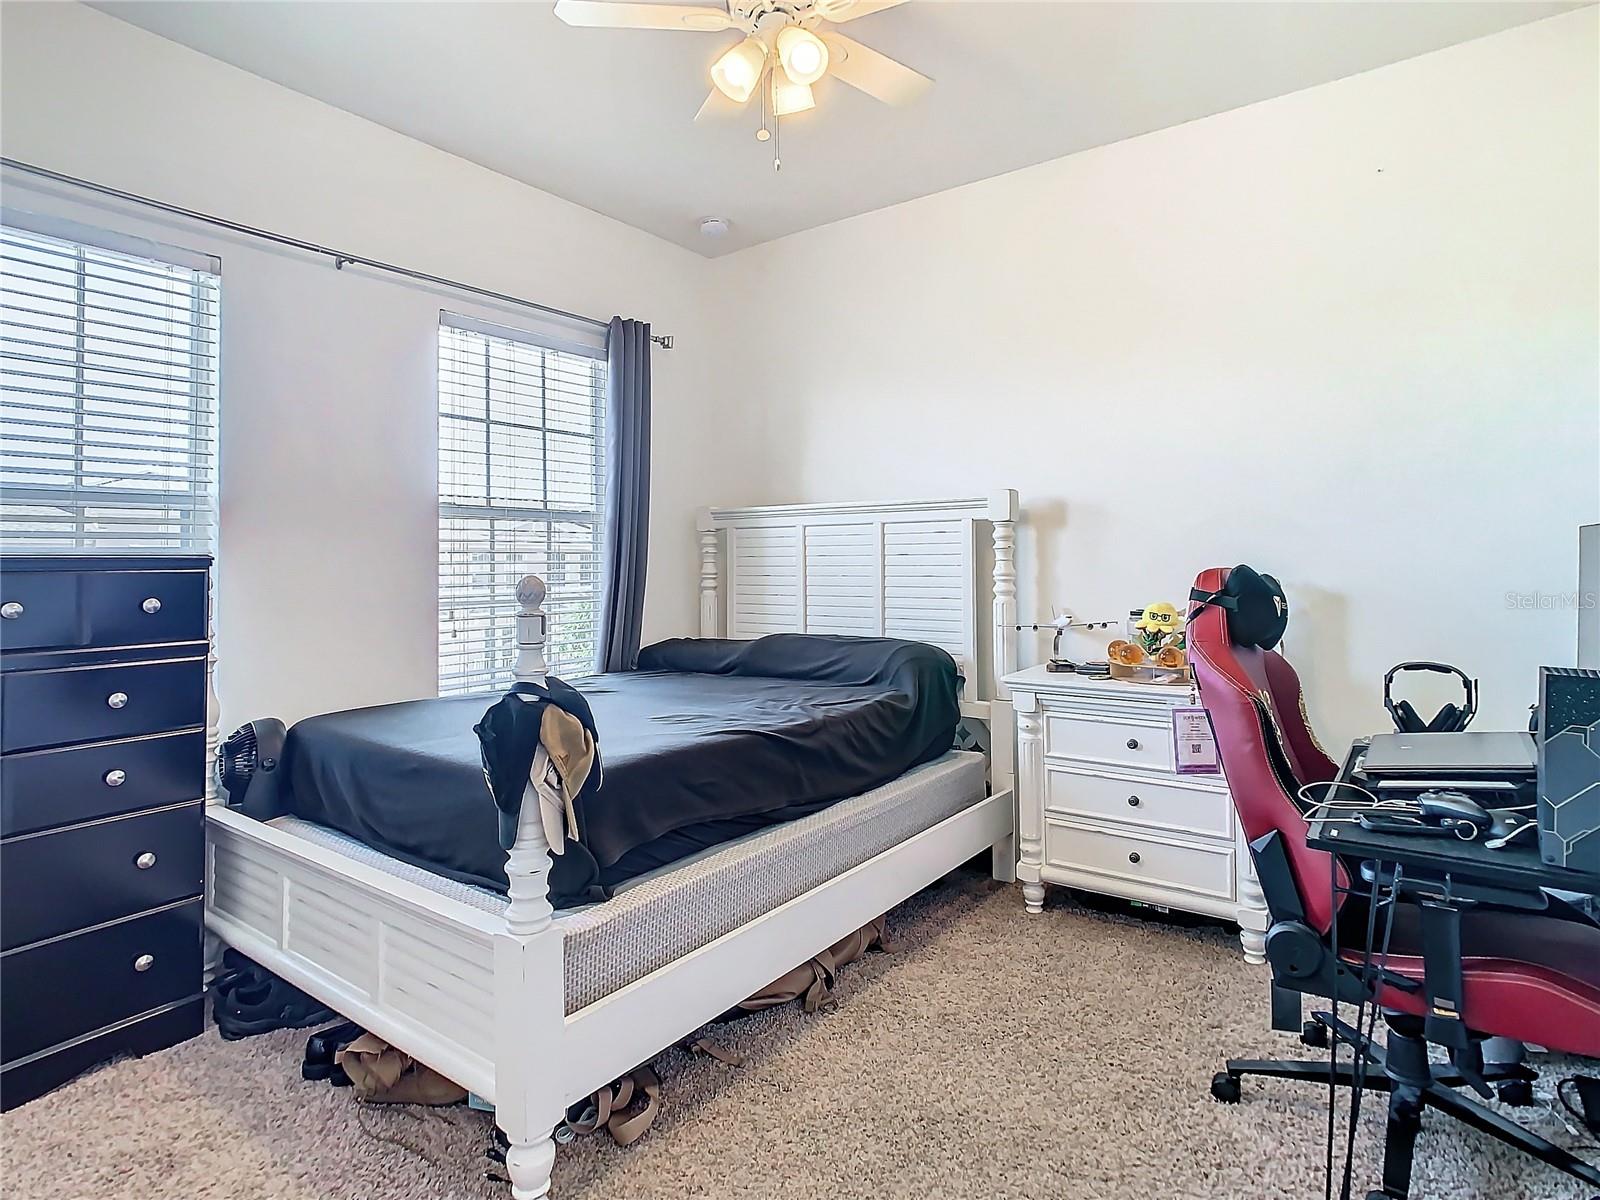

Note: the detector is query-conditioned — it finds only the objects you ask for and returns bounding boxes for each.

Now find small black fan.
[219,718,288,819]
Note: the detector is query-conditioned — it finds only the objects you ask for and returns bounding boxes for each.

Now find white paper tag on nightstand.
[1172,706,1220,774]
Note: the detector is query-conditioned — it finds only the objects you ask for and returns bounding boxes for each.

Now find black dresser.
[0,554,211,1110]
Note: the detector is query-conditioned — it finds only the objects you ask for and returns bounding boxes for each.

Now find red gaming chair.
[1188,566,1600,1199]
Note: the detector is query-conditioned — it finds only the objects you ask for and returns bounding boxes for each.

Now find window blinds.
[438,314,608,694]
[0,219,220,554]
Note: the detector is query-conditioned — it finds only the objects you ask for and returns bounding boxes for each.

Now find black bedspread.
[280,635,959,905]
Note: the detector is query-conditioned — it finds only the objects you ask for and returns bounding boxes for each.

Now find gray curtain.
[598,317,651,671]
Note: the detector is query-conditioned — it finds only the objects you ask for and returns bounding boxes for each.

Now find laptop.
[1361,730,1537,779]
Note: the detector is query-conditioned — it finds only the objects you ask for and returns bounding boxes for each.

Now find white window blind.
[0,217,220,554]
[438,314,608,694]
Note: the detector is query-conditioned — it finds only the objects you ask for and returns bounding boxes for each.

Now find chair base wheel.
[1301,1019,1330,1048]
[1496,1079,1535,1107]
[1211,1072,1242,1104]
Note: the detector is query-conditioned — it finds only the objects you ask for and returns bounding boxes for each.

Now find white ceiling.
[93,1,1581,256]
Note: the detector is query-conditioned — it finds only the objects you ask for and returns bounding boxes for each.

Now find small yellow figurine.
[1111,601,1188,677]
[1135,602,1183,640]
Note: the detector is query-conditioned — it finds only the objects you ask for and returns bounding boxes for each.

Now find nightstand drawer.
[1045,710,1173,773]
[1043,819,1234,902]
[0,900,202,1065]
[1,730,205,838]
[1,803,203,952]
[1044,768,1233,840]
[0,658,205,753]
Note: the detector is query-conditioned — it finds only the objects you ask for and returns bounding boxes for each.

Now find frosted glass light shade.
[771,77,815,116]
[711,37,768,104]
[776,25,829,86]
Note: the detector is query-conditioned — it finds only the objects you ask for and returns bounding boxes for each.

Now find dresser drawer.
[1,730,204,838]
[1043,818,1235,902]
[0,658,205,753]
[82,570,207,649]
[1,899,202,1066]
[2,995,203,1112]
[1045,710,1173,773]
[1044,767,1233,841]
[0,569,204,655]
[1,803,203,951]
[0,572,81,652]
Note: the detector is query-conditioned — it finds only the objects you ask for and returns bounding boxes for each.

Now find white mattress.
[273,750,987,1013]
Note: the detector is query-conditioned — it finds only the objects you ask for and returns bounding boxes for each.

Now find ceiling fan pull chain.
[756,59,772,144]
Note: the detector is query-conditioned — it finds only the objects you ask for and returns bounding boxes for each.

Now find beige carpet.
[3,870,1594,1200]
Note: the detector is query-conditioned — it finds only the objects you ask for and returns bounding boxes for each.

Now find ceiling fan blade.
[814,0,907,23]
[821,32,931,106]
[694,87,747,121]
[552,1,733,32]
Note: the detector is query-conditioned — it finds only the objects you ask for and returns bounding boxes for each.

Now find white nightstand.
[1003,665,1268,963]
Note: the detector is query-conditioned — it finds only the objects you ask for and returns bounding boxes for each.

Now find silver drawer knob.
[107,691,128,709]
[141,597,162,614]
[0,601,22,620]
[135,851,157,870]
[1126,737,1140,751]
[105,769,127,787]
[133,954,155,972]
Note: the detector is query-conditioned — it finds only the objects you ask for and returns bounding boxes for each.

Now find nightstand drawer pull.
[1,601,22,620]
[141,597,162,614]
[1126,737,1140,750]
[107,691,129,710]
[133,954,155,973]
[135,851,157,870]
[1127,794,1141,808]
[1128,851,1141,865]
[104,769,127,787]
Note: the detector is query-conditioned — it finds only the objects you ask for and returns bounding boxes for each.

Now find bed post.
[696,508,720,637]
[496,574,564,1200]
[988,491,1019,884]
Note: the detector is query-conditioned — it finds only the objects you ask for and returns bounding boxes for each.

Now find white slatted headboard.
[695,492,1019,717]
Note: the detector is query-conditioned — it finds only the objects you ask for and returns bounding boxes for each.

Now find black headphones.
[1383,661,1477,734]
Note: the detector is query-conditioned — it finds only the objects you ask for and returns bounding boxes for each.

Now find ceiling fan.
[552,0,931,165]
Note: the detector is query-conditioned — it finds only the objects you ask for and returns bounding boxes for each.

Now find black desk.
[1306,745,1600,899]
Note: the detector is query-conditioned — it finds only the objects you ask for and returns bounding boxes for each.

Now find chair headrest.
[1189,564,1288,651]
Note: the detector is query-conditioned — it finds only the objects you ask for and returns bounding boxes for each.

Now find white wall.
[706,8,1600,744]
[0,2,723,730]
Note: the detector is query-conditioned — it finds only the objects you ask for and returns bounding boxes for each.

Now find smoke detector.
[699,217,732,239]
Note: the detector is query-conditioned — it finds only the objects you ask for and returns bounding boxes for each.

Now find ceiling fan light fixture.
[776,25,829,87]
[710,36,768,104]
[772,77,815,117]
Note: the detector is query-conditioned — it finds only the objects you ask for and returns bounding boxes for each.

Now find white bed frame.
[204,492,1019,1199]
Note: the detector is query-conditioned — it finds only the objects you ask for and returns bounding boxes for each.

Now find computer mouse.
[1416,789,1493,834]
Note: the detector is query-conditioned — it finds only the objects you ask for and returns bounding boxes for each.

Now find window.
[438,313,607,694]
[0,215,220,553]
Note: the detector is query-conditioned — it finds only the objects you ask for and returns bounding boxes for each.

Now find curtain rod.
[0,156,673,350]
